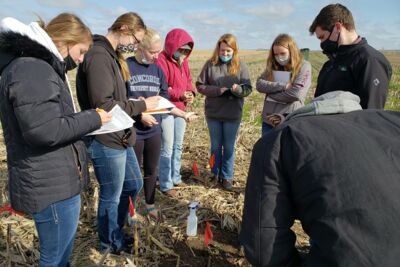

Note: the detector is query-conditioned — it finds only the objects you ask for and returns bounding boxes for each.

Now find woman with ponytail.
[76,12,160,254]
[0,13,111,266]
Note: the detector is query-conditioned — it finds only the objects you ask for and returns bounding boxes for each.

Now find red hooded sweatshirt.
[155,28,195,111]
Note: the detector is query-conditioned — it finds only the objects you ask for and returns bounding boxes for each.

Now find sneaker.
[162,189,177,197]
[222,179,233,191]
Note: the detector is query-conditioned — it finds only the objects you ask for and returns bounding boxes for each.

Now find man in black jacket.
[240,108,400,266]
[309,4,392,109]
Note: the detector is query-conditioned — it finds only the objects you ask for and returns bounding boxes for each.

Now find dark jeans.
[32,194,80,267]
[134,133,161,205]
[88,139,143,252]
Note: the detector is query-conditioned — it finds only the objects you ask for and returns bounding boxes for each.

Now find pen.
[96,108,104,112]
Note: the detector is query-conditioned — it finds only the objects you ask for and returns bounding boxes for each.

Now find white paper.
[272,71,291,83]
[87,104,134,135]
[140,97,176,115]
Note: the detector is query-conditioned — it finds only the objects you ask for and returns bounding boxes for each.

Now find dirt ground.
[0,49,315,266]
[0,110,310,267]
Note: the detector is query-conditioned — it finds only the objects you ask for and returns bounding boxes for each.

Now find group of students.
[0,3,396,267]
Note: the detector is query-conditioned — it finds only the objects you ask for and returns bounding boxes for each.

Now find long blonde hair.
[109,12,146,81]
[39,13,92,49]
[139,28,161,50]
[264,34,303,83]
[210,33,240,76]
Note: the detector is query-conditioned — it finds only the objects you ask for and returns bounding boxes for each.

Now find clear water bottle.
[186,202,199,236]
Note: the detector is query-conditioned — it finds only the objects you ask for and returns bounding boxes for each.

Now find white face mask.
[275,55,290,66]
[141,50,149,64]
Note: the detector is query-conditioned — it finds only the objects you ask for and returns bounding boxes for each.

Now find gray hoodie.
[256,60,311,122]
[196,58,252,121]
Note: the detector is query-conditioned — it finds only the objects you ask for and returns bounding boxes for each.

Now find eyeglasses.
[132,33,140,45]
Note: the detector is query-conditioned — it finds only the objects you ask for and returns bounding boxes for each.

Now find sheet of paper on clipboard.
[87,104,134,135]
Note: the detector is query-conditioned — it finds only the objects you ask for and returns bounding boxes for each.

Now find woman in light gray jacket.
[256,33,311,136]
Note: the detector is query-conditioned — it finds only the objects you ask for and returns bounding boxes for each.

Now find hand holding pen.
[96,108,112,125]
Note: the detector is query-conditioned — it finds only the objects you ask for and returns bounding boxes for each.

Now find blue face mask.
[219,55,232,63]
[172,51,181,61]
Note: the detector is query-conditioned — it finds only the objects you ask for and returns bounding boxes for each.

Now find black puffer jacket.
[0,31,101,214]
[240,110,400,267]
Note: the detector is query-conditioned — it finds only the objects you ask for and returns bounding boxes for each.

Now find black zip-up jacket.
[0,31,101,214]
[240,109,400,267]
[315,38,392,109]
[76,35,146,149]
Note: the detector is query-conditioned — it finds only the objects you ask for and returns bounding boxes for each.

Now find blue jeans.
[88,139,143,252]
[206,118,241,180]
[33,194,80,267]
[159,114,186,191]
[262,122,274,136]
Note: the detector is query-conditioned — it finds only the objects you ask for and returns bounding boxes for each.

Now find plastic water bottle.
[186,202,199,236]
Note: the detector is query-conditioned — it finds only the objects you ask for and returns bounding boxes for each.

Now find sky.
[0,0,399,50]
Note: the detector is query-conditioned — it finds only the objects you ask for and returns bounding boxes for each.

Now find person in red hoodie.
[155,28,195,197]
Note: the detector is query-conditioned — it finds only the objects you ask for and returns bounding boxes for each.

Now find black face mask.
[64,53,77,72]
[320,27,340,57]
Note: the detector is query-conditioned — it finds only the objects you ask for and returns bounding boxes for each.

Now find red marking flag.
[204,221,214,247]
[192,162,199,176]
[129,196,135,217]
[208,154,215,169]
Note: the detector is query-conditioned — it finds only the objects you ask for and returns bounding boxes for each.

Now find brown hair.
[109,12,146,81]
[264,34,303,83]
[39,13,92,49]
[309,3,355,34]
[210,33,240,76]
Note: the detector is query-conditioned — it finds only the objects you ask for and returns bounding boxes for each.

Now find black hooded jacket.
[240,109,400,267]
[0,30,101,214]
[76,35,146,149]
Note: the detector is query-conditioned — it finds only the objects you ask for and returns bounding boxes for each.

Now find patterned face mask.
[117,43,136,53]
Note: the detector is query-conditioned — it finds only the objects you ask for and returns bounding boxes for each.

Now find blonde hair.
[139,28,161,50]
[39,13,92,49]
[210,33,240,76]
[264,34,303,83]
[109,12,146,81]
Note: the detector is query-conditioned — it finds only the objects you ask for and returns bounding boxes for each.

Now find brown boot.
[222,179,233,191]
[162,189,177,197]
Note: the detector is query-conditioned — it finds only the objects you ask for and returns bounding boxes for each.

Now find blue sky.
[1,0,399,50]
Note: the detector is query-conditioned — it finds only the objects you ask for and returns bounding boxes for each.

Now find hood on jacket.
[286,91,362,121]
[163,28,194,59]
[92,34,118,60]
[0,17,65,76]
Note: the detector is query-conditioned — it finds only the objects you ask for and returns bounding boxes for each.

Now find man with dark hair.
[309,3,392,109]
[240,92,400,266]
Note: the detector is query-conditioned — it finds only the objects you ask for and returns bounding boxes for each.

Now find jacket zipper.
[71,144,83,180]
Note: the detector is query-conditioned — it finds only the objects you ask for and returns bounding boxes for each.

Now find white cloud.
[243,3,295,19]
[36,0,86,9]
[182,12,230,27]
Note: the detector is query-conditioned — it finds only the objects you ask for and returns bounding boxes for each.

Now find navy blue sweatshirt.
[127,57,169,140]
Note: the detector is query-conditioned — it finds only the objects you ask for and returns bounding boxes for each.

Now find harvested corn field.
[1,50,399,266]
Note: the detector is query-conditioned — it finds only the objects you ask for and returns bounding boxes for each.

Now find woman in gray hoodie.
[256,33,311,136]
[196,33,252,190]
